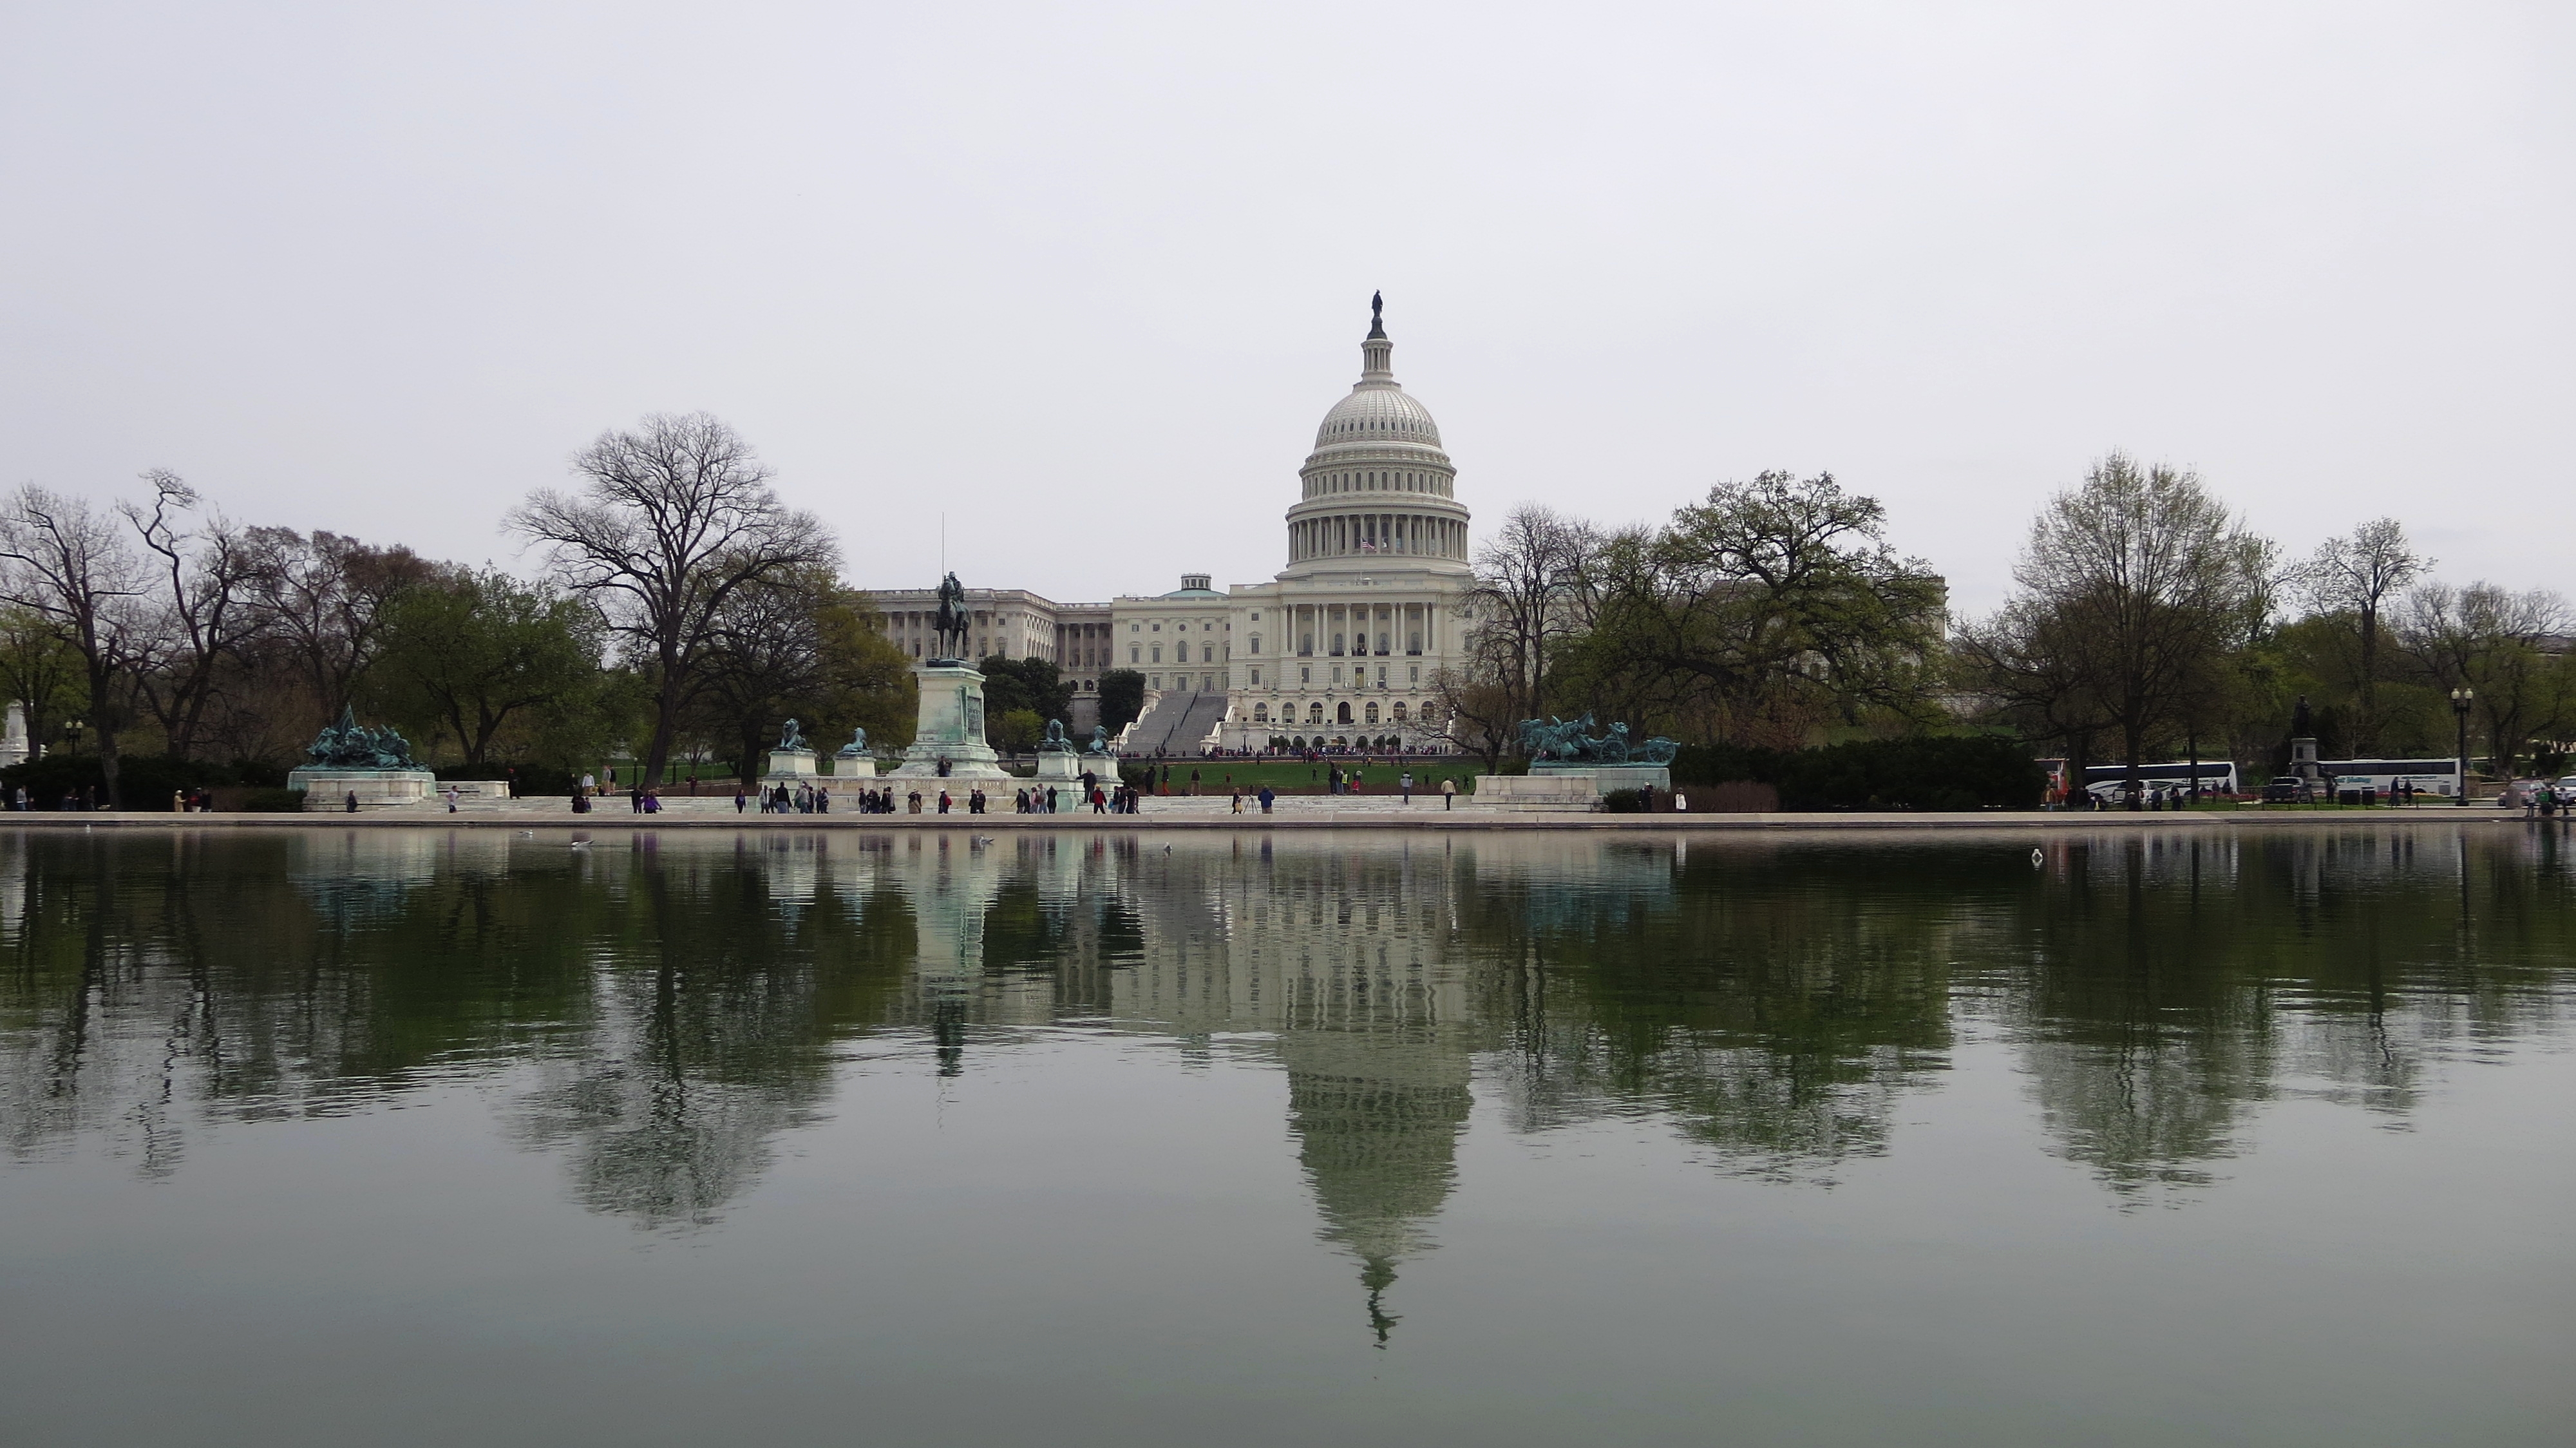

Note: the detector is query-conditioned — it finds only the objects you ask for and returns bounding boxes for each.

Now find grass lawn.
[1126,759,1490,794]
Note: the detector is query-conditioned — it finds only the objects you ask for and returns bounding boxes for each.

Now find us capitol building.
[860,297,1474,753]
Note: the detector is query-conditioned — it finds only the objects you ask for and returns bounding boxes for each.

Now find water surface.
[3,825,2571,1445]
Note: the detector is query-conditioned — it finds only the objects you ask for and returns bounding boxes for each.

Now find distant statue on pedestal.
[777,718,805,752]
[2292,695,2314,738]
[836,726,867,759]
[1038,719,1075,753]
[931,573,969,662]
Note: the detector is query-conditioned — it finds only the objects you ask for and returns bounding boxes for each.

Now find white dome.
[1313,387,1443,450]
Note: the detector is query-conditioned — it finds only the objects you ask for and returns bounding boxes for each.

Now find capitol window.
[1300,666,1310,685]
[1365,702,1379,725]
[1249,635,1260,654]
[1130,646,1140,663]
[1392,701,1408,722]
[1253,704,1269,723]
[1150,645,1162,663]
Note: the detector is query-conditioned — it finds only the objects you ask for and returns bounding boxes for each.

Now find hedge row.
[1668,736,2048,812]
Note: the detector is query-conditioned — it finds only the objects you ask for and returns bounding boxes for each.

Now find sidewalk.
[19,795,2537,831]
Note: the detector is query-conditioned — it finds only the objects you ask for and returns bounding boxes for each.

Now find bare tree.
[240,526,432,730]
[126,472,263,761]
[1425,640,1521,773]
[1466,504,1598,730]
[507,412,837,786]
[2294,518,2427,754]
[1978,454,2271,799]
[2398,582,2573,777]
[0,486,159,806]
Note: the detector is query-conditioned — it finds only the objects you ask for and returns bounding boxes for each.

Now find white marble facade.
[860,303,1474,754]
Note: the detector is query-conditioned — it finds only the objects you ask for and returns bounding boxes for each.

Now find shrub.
[218,786,308,813]
[1602,788,1646,813]
[1669,736,2048,811]
[434,763,580,795]
[1,754,262,807]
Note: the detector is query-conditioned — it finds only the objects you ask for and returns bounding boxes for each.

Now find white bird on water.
[2031,848,2045,868]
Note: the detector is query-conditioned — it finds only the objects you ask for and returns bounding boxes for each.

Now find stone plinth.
[2290,736,2321,783]
[886,662,1016,786]
[1029,749,1105,810]
[760,748,820,790]
[289,767,437,810]
[1472,764,1672,812]
[831,756,878,781]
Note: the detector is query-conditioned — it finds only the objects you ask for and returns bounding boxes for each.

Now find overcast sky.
[5,3,2568,614]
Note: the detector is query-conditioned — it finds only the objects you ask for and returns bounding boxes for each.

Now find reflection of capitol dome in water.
[1281,1029,1472,1345]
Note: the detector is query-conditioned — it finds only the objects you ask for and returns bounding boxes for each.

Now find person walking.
[1091,786,1106,814]
[1400,770,1412,805]
[1231,788,1244,814]
[444,784,462,814]
[1441,777,1457,810]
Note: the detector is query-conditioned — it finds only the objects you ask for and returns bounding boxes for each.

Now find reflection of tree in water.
[0,831,916,1228]
[8,823,2576,1242]
[2005,829,2575,1202]
[506,839,916,1226]
[1461,839,1958,1184]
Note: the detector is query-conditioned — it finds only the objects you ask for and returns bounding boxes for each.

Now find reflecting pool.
[3,825,2571,1445]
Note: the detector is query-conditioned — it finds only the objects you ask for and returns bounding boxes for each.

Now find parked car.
[2497,779,2550,809]
[2262,776,2310,804]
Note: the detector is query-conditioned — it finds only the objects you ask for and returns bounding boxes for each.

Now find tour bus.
[2079,761,2242,801]
[2312,757,2467,799]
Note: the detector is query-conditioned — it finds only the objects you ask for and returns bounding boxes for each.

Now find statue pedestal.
[289,767,437,810]
[2290,736,2322,784]
[1470,764,1672,812]
[1029,749,1101,809]
[759,748,820,791]
[831,756,877,781]
[886,662,1015,786]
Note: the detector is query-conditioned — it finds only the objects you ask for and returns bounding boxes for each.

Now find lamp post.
[2451,687,2474,806]
[62,718,83,753]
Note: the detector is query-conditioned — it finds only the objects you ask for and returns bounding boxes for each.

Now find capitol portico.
[861,298,1475,754]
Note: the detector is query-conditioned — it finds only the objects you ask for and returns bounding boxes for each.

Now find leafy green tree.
[1097,669,1146,734]
[1562,472,1946,746]
[976,655,1074,727]
[0,605,87,750]
[992,708,1043,754]
[370,567,605,767]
